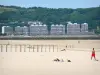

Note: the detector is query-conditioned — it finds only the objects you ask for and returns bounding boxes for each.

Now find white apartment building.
[67,23,80,35]
[15,26,23,35]
[2,26,13,35]
[81,23,88,32]
[22,26,28,36]
[50,24,65,35]
[29,24,48,36]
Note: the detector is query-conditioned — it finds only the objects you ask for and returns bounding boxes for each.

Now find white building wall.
[2,26,6,34]
[40,24,48,35]
[30,24,48,36]
[50,24,65,35]
[15,26,23,35]
[67,23,80,35]
[67,23,73,34]
[22,26,28,35]
[2,26,13,35]
[80,23,89,35]
[81,23,88,32]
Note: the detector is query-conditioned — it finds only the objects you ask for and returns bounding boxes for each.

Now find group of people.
[60,47,98,61]
[54,48,97,62]
[53,58,71,62]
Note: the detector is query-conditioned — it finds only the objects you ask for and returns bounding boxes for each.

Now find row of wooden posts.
[0,44,58,52]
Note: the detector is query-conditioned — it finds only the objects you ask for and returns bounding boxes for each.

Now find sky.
[0,0,100,9]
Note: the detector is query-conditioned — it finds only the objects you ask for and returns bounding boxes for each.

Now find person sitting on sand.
[53,58,60,62]
[91,48,96,60]
[61,49,66,51]
[67,59,71,62]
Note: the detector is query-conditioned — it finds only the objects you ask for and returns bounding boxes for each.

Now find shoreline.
[0,35,100,40]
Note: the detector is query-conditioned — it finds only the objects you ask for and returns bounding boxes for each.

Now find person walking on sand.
[91,48,96,60]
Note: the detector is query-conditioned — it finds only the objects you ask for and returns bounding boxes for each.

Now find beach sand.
[0,40,100,75]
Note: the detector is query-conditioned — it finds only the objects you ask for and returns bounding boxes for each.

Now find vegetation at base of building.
[95,30,100,34]
[0,5,100,33]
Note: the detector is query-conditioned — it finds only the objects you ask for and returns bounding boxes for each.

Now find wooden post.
[29,45,30,52]
[53,45,54,52]
[57,45,58,52]
[45,45,46,52]
[15,44,17,52]
[72,45,74,48]
[2,44,3,52]
[32,45,34,52]
[10,44,12,52]
[24,45,26,52]
[49,45,50,52]
[0,44,1,51]
[0,44,3,52]
[6,44,8,52]
[41,45,43,52]
[20,45,22,52]
[37,45,39,52]
[70,45,71,48]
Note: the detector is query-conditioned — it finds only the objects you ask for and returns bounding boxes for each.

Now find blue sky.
[0,0,100,8]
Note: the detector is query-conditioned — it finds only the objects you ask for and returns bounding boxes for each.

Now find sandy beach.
[0,40,100,75]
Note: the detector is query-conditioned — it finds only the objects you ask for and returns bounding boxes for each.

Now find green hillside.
[0,7,17,13]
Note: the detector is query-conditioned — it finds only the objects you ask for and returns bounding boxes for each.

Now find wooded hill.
[0,5,100,33]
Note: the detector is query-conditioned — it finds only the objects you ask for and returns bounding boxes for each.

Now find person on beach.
[78,41,80,43]
[66,45,67,48]
[91,48,96,60]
